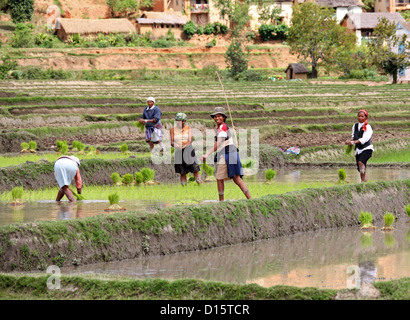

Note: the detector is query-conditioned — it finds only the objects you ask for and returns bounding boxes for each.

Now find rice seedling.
[20,142,29,153]
[134,121,145,133]
[121,174,134,185]
[134,172,144,185]
[71,189,85,201]
[28,141,37,153]
[140,168,155,183]
[406,204,410,223]
[338,168,347,184]
[56,140,68,153]
[105,192,126,211]
[265,169,276,184]
[201,163,215,181]
[120,143,129,154]
[381,212,395,231]
[358,211,376,230]
[9,186,26,206]
[110,172,121,185]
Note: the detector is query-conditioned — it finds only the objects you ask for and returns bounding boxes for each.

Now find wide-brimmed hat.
[146,96,155,103]
[210,107,227,118]
[175,113,187,121]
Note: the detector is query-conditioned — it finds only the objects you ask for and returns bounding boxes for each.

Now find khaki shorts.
[215,156,229,180]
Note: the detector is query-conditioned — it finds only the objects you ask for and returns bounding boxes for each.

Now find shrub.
[11,186,23,200]
[205,37,216,48]
[140,167,155,182]
[9,0,34,24]
[183,20,197,39]
[134,172,144,185]
[151,38,174,48]
[10,23,35,48]
[204,23,214,35]
[34,33,55,48]
[196,25,204,36]
[0,55,18,79]
[265,169,276,181]
[213,22,227,34]
[338,168,346,182]
[359,211,374,229]
[383,212,395,227]
[121,173,134,185]
[258,23,288,41]
[108,193,119,205]
[110,172,121,184]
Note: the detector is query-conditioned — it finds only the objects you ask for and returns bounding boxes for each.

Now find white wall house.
[316,0,364,22]
[395,21,410,82]
[248,0,293,31]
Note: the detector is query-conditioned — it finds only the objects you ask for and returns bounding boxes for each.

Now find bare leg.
[233,175,252,199]
[149,142,155,152]
[217,179,224,201]
[180,174,187,186]
[194,171,202,184]
[62,185,75,202]
[56,188,65,202]
[358,161,367,183]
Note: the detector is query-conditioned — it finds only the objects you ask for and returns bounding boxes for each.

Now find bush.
[265,169,276,181]
[110,172,121,184]
[196,25,204,36]
[258,24,288,41]
[10,23,34,48]
[204,23,214,35]
[34,33,55,48]
[151,38,174,48]
[9,0,34,24]
[0,55,18,80]
[183,20,197,39]
[140,167,155,182]
[213,22,227,35]
[121,173,134,185]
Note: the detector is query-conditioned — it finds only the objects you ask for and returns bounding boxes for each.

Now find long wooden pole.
[215,71,239,147]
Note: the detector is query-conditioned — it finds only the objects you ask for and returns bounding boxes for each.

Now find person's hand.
[77,188,82,194]
[345,139,352,145]
[139,119,147,124]
[202,155,207,161]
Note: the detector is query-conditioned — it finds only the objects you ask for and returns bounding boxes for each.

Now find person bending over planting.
[345,109,374,183]
[202,107,251,201]
[170,112,202,185]
[54,155,82,202]
[139,97,166,153]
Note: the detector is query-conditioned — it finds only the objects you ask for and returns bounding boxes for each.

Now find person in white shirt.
[345,109,374,182]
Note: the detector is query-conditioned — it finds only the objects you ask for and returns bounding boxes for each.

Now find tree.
[257,1,282,25]
[368,18,410,84]
[8,0,33,24]
[107,0,152,18]
[286,2,356,78]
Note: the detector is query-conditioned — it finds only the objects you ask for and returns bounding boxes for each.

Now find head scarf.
[147,97,155,104]
[358,109,369,131]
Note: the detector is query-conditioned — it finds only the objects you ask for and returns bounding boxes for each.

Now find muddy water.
[0,168,408,226]
[60,223,410,290]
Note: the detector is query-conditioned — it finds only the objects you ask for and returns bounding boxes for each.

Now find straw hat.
[210,107,227,118]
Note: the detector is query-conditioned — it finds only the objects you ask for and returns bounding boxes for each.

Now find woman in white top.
[345,109,374,182]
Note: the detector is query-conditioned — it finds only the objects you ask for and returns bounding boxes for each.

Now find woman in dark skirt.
[345,109,374,182]
[202,107,252,201]
[170,113,202,185]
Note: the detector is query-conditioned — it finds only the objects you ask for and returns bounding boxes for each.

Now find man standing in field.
[139,97,166,153]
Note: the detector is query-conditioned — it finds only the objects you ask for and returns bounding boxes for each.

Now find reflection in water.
[61,224,410,290]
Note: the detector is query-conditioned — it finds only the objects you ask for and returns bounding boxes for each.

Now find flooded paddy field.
[60,223,410,290]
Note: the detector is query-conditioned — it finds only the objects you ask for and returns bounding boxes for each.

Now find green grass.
[0,152,152,168]
[0,181,334,204]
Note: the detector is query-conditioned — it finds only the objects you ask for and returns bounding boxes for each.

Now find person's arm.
[74,169,82,194]
[358,125,373,145]
[184,127,193,148]
[202,137,224,161]
[139,109,147,124]
[345,124,355,145]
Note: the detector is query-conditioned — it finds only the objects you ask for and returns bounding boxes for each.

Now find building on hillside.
[315,0,364,22]
[340,12,406,44]
[395,21,410,82]
[136,11,188,39]
[248,0,293,31]
[285,63,309,79]
[55,18,136,42]
[375,0,410,13]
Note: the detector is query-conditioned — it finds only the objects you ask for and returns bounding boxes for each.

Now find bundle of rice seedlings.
[134,121,145,133]
[405,204,410,223]
[140,168,155,183]
[121,173,134,185]
[20,142,29,153]
[265,169,276,184]
[134,172,144,185]
[72,190,85,201]
[201,162,215,181]
[111,172,121,185]
[346,144,353,155]
[105,193,126,211]
[359,210,376,230]
[338,168,347,184]
[120,143,129,154]
[9,186,26,206]
[381,212,395,231]
[28,141,37,153]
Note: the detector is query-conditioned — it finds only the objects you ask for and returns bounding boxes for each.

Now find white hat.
[147,97,155,103]
[70,156,81,166]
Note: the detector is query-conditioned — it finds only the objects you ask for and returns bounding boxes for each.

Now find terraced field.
[0,79,409,154]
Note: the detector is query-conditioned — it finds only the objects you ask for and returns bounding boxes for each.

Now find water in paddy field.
[0,167,408,226]
[60,223,410,290]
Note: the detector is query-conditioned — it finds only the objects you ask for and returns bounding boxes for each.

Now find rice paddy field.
[0,78,409,300]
